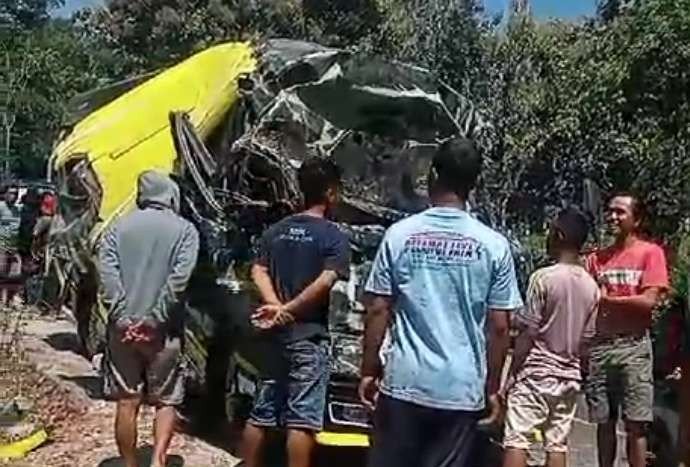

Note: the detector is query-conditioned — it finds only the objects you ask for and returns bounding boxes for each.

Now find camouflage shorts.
[584,333,653,424]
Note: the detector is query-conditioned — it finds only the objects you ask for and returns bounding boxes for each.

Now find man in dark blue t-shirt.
[241,158,350,467]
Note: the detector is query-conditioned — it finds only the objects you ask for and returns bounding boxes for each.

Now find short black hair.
[554,207,590,250]
[431,137,482,199]
[610,191,645,221]
[297,157,342,208]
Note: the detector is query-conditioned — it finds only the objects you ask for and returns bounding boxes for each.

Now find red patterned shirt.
[586,238,669,334]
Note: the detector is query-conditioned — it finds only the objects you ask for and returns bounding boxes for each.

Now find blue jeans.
[249,338,329,431]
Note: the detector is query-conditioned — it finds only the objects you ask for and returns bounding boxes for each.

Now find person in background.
[17,187,40,268]
[360,137,523,467]
[241,158,350,467]
[0,182,22,305]
[681,291,690,467]
[98,170,199,467]
[31,192,57,263]
[585,193,668,467]
[502,208,599,467]
[17,190,56,308]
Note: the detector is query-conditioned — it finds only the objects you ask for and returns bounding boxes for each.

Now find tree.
[1,0,122,178]
[77,0,389,75]
[20,0,690,244]
[0,36,39,178]
[0,0,64,29]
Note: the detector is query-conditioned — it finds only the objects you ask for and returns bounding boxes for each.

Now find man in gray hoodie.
[98,170,199,467]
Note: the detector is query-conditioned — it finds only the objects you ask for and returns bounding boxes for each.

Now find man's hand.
[478,393,503,428]
[251,304,294,330]
[358,376,380,411]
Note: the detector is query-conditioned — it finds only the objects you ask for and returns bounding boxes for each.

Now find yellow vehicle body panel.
[52,42,257,239]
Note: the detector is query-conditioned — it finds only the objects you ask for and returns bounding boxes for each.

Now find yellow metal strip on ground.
[52,42,257,238]
[315,431,370,448]
[0,429,48,460]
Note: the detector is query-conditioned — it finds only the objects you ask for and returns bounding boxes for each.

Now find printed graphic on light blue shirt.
[365,207,523,411]
[405,232,483,268]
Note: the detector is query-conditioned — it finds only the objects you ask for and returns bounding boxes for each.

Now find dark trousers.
[367,394,480,467]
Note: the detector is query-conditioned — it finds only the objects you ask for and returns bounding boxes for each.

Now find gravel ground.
[1,313,240,467]
[2,311,629,467]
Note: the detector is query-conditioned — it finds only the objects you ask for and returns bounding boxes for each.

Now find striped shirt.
[0,201,20,253]
[515,264,599,381]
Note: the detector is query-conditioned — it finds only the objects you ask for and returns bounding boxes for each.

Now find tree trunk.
[4,119,11,179]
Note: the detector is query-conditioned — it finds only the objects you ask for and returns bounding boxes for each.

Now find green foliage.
[0,0,64,29]
[76,0,388,75]
[4,0,690,256]
[0,0,120,179]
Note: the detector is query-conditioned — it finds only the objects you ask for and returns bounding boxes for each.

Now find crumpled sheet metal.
[51,38,494,385]
[225,39,490,227]
[219,41,494,379]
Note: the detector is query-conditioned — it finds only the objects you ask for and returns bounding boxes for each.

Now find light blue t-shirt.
[364,207,523,411]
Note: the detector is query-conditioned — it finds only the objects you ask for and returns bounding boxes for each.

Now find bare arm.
[487,309,511,396]
[601,287,662,315]
[362,294,393,378]
[253,225,349,327]
[252,269,340,327]
[281,227,350,318]
[580,296,599,377]
[506,330,533,386]
[600,287,663,333]
[284,270,339,318]
[251,263,281,306]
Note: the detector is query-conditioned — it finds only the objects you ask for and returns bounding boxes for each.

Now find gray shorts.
[584,333,653,424]
[103,325,185,406]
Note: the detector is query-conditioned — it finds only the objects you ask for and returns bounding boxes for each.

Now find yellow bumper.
[316,431,370,448]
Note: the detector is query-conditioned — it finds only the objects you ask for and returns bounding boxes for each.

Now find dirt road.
[4,315,241,467]
[2,312,624,467]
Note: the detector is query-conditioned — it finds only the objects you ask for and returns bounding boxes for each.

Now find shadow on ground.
[182,417,367,467]
[63,374,104,398]
[44,331,82,353]
[97,445,184,467]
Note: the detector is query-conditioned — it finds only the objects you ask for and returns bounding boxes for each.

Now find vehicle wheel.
[74,274,106,358]
[225,356,254,427]
[226,390,252,424]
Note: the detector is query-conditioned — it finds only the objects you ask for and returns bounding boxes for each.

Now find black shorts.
[367,394,481,467]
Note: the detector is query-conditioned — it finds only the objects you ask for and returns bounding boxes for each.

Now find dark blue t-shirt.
[258,214,350,343]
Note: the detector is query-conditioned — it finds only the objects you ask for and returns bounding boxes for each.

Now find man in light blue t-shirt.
[360,137,523,467]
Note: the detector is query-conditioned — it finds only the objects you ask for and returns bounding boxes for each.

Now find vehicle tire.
[73,272,106,358]
[226,393,253,424]
[225,357,253,424]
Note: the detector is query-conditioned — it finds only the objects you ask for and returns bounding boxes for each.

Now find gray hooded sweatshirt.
[98,170,199,329]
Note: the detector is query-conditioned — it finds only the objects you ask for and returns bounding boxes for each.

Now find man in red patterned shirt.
[585,193,669,467]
